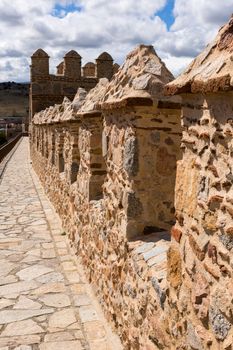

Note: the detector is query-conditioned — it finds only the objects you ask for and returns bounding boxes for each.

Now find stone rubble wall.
[102,106,181,238]
[30,38,233,349]
[166,93,233,350]
[30,99,182,349]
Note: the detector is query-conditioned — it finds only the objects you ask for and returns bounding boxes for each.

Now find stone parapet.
[165,16,233,96]
[165,16,233,350]
[30,20,233,348]
[31,44,182,349]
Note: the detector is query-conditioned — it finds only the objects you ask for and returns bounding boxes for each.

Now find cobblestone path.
[0,138,121,350]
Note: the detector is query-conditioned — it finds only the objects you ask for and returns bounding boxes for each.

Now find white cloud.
[78,0,167,16]
[155,0,233,75]
[0,0,232,81]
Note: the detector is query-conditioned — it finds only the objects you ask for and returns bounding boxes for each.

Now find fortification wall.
[163,92,233,349]
[30,44,184,349]
[30,25,233,349]
[31,101,182,350]
[163,16,233,349]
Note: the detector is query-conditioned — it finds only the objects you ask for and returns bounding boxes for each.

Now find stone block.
[147,252,167,267]
[219,234,233,251]
[79,306,99,323]
[192,272,209,320]
[202,212,218,232]
[151,276,166,307]
[207,243,217,263]
[203,259,221,279]
[123,137,139,176]
[189,235,206,261]
[126,192,143,218]
[167,245,182,289]
[39,341,82,350]
[209,307,231,340]
[142,244,168,261]
[212,281,233,319]
[196,232,209,251]
[175,158,200,216]
[198,176,210,202]
[186,322,204,350]
[170,226,182,242]
[134,242,155,255]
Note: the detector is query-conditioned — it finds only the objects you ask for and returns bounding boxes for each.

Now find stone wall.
[30,26,233,349]
[164,17,233,350]
[30,45,185,349]
[102,104,181,239]
[31,101,182,349]
[161,92,233,350]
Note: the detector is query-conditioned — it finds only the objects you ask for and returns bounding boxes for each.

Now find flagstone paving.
[0,138,122,350]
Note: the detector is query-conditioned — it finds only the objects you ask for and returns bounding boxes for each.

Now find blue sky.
[157,0,175,29]
[0,0,232,82]
[53,3,83,18]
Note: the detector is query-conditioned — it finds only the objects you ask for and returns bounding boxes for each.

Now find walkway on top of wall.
[0,137,122,350]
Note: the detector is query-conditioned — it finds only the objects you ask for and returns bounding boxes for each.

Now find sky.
[0,0,232,82]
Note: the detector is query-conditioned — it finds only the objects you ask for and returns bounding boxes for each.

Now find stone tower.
[64,50,82,79]
[30,49,49,81]
[96,52,113,80]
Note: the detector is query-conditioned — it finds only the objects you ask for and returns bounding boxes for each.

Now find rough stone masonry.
[30,16,233,350]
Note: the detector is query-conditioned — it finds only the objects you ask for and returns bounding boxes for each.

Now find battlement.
[29,16,233,350]
[31,44,182,349]
[29,48,117,121]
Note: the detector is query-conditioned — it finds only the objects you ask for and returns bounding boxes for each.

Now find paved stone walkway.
[0,138,121,350]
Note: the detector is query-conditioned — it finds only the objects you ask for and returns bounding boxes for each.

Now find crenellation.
[30,44,182,349]
[63,50,82,79]
[96,52,114,80]
[29,48,117,123]
[30,49,49,80]
[164,16,233,349]
[29,16,233,350]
